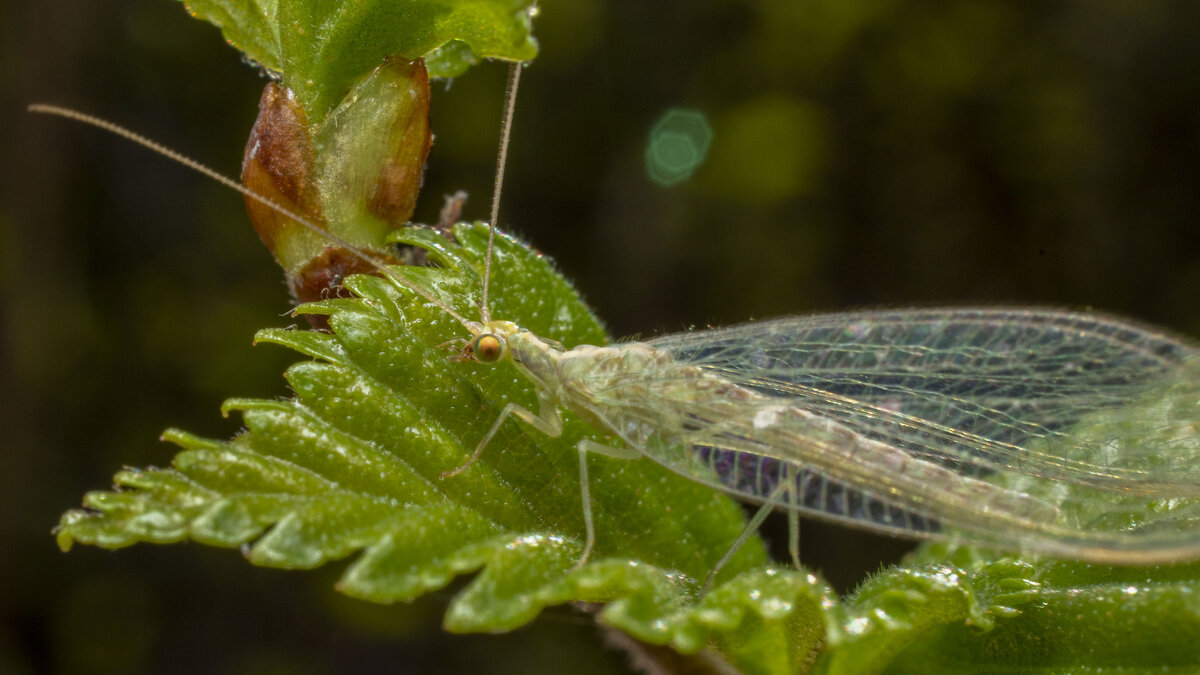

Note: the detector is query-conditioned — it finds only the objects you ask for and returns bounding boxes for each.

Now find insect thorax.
[551,343,762,443]
[504,330,567,392]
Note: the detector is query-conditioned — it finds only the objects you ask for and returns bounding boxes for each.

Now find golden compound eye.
[472,334,505,363]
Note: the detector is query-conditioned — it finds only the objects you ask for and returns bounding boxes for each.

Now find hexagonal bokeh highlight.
[645,108,713,187]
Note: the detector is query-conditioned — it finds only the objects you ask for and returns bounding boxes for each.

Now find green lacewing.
[30,70,1200,580]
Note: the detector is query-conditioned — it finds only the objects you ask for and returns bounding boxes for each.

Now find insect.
[30,62,1200,585]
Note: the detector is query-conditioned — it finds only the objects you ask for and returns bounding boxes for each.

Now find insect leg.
[573,439,642,568]
[574,444,594,568]
[704,475,793,592]
[440,388,563,479]
[575,439,640,460]
[786,464,802,570]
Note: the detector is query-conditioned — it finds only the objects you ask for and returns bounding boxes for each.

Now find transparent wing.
[573,308,1200,563]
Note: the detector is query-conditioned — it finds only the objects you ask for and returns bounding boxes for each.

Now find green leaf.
[57,223,1200,672]
[178,0,538,118]
[58,222,836,673]
[815,549,1200,674]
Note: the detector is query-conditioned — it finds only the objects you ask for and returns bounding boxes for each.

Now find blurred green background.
[3,0,1199,672]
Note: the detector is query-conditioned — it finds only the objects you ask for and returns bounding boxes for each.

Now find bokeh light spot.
[645,108,713,187]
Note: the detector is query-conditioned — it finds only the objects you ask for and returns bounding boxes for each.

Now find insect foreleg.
[439,388,563,479]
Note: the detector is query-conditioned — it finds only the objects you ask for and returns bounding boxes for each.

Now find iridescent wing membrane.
[576,308,1200,563]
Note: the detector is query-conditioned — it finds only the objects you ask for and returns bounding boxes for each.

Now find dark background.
[3,0,1199,672]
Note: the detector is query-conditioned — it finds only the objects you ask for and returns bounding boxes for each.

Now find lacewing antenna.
[27,102,472,328]
[481,60,522,323]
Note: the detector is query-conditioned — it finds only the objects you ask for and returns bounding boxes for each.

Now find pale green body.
[472,307,1200,567]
